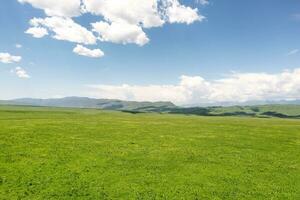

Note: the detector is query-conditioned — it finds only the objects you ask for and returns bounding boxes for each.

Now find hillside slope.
[0,97,176,111]
[1,97,300,119]
[168,105,300,119]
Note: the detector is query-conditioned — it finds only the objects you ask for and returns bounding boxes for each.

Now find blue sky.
[1,0,300,104]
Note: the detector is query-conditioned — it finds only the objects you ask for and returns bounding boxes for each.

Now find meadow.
[0,105,299,199]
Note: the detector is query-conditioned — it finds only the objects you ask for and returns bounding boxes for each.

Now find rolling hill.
[1,97,300,119]
[0,97,176,111]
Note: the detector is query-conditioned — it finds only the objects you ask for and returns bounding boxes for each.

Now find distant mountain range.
[1,97,300,119]
[0,97,177,111]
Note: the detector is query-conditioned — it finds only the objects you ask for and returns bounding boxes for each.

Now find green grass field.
[0,106,299,199]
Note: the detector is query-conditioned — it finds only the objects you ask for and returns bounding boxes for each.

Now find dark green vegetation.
[170,105,300,119]
[1,97,300,119]
[0,106,299,199]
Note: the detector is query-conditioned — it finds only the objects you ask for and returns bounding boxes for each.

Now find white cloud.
[20,0,204,51]
[87,68,300,105]
[20,0,204,27]
[82,0,164,28]
[18,0,81,17]
[287,49,299,56]
[12,67,30,79]
[86,0,203,45]
[73,44,104,58]
[15,44,22,48]
[92,21,149,46]
[83,0,203,26]
[165,0,204,24]
[196,0,209,5]
[28,17,97,45]
[0,53,22,64]
[25,27,49,38]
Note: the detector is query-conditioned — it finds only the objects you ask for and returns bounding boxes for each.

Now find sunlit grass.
[0,106,299,199]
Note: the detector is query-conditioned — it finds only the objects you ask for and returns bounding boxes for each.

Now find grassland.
[0,105,299,199]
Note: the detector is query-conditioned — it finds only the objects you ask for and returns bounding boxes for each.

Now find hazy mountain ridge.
[1,97,300,118]
[0,97,177,111]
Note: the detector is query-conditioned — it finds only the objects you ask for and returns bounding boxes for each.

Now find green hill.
[165,105,300,119]
[1,97,300,119]
[0,97,176,111]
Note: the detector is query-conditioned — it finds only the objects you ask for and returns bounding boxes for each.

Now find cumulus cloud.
[0,53,22,64]
[165,0,204,24]
[27,17,97,45]
[82,0,165,28]
[92,21,149,46]
[88,0,203,45]
[20,0,204,52]
[87,68,300,105]
[73,44,104,58]
[18,0,81,17]
[25,26,49,38]
[12,67,30,79]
